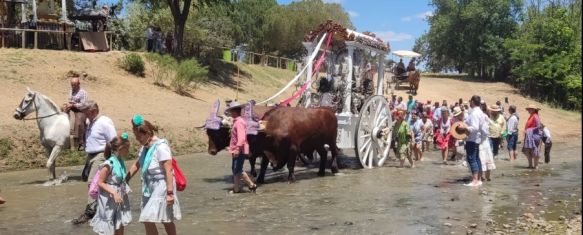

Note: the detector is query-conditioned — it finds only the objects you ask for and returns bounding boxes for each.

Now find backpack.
[172,158,187,191]
[141,139,187,192]
[88,163,106,200]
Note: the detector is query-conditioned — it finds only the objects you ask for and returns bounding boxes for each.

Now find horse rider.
[407,58,417,75]
[396,59,406,76]
[72,100,117,224]
[63,76,88,151]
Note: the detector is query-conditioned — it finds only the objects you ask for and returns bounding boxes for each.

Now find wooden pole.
[236,64,240,100]
[34,31,38,49]
[21,30,25,48]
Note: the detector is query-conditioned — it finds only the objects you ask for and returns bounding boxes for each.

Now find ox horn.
[195,124,206,129]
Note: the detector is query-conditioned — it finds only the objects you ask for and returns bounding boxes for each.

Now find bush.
[145,53,177,86]
[119,53,145,76]
[172,59,208,96]
[0,138,13,158]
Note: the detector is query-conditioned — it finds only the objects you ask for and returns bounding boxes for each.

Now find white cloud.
[401,11,434,22]
[401,16,412,22]
[374,31,413,42]
[416,11,433,20]
[348,10,359,18]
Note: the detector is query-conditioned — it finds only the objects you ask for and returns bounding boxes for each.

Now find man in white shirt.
[506,105,519,161]
[72,100,117,224]
[457,95,489,187]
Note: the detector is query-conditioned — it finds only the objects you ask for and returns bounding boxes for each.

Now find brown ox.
[262,106,339,182]
[205,105,272,179]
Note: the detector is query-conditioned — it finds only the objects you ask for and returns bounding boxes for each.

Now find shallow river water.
[0,143,580,234]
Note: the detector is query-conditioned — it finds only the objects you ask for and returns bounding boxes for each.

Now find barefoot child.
[392,110,415,168]
[90,133,132,235]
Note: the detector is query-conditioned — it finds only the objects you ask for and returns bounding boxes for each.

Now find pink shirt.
[229,117,250,155]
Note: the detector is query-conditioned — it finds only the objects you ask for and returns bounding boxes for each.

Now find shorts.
[395,144,410,160]
[232,154,247,176]
[507,132,518,150]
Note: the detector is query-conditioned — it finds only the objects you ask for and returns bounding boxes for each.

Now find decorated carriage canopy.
[304,20,390,53]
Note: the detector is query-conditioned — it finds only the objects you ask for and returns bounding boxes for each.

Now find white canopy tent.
[391,50,422,58]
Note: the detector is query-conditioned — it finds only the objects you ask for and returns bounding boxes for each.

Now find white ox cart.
[295,21,394,169]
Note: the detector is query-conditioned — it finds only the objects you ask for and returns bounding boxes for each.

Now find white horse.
[13,88,70,181]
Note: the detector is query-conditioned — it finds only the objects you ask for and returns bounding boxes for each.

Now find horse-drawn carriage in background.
[389,50,422,95]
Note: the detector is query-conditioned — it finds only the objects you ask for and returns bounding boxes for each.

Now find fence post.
[1,30,4,48]
[34,31,38,49]
[109,32,113,51]
[21,30,26,48]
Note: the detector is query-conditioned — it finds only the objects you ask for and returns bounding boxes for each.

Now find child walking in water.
[90,133,132,235]
[127,115,181,235]
[392,110,415,168]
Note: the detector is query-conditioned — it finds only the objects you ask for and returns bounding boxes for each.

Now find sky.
[277,0,434,56]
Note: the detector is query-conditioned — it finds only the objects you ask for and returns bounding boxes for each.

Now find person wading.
[73,100,117,224]
[457,95,489,187]
[523,104,543,169]
[63,76,88,151]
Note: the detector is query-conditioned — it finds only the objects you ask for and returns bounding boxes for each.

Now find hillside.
[0,49,296,171]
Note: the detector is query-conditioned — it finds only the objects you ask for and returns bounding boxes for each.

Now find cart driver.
[396,59,406,76]
[407,58,417,73]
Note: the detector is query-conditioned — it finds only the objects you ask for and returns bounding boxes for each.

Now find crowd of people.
[387,94,552,186]
[62,77,181,235]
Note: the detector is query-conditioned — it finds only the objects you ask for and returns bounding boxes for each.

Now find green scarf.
[108,155,127,182]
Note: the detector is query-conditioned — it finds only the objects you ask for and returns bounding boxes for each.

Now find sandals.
[249,184,258,193]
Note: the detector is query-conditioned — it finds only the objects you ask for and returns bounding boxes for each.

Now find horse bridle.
[16,93,61,121]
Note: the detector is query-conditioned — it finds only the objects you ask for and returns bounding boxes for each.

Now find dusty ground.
[0,49,295,170]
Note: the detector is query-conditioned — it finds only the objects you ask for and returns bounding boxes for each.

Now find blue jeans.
[489,137,501,156]
[465,141,481,174]
[232,154,247,176]
[506,132,518,150]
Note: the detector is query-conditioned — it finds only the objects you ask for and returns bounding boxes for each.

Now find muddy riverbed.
[0,143,580,234]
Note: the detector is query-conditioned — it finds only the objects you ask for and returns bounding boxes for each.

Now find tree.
[167,0,192,58]
[418,0,522,78]
[263,0,353,58]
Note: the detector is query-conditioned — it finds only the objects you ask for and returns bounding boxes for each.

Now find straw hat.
[525,104,541,111]
[224,101,248,116]
[452,106,463,117]
[488,105,502,112]
[450,121,468,140]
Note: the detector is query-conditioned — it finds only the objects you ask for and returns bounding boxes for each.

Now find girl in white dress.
[90,133,132,235]
[127,115,181,235]
[480,111,496,181]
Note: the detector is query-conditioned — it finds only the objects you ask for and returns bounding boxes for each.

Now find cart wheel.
[354,95,393,168]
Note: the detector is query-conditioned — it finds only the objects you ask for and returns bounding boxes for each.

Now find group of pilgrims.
[387,94,552,186]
